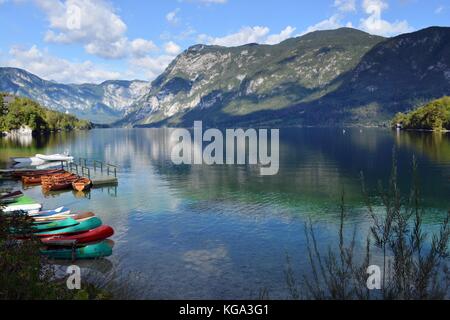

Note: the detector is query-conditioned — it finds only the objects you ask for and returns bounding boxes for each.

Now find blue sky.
[0,0,448,84]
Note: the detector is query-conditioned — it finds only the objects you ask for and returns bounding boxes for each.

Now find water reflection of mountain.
[3,128,450,217]
[139,127,450,213]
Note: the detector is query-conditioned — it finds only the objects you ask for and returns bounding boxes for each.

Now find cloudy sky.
[0,0,448,84]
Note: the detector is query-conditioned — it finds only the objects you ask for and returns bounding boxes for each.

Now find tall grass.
[290,151,450,300]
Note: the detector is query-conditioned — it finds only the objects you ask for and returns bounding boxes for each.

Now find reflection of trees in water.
[0,131,79,165]
[394,130,450,163]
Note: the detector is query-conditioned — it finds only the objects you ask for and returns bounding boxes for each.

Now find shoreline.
[394,128,450,133]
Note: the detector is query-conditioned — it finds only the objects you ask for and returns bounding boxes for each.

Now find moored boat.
[41,225,114,246]
[11,157,45,165]
[41,173,79,191]
[35,154,74,162]
[29,206,71,217]
[11,169,65,179]
[33,212,94,223]
[32,218,79,232]
[72,178,92,192]
[35,217,103,237]
[2,195,42,213]
[40,240,113,260]
[21,170,66,184]
[43,180,78,191]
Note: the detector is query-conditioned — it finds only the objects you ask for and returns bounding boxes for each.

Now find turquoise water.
[1,128,450,299]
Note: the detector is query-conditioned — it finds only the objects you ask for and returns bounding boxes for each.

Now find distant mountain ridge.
[2,27,450,127]
[118,27,450,127]
[0,67,150,124]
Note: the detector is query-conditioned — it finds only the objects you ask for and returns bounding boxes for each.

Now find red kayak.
[40,225,114,246]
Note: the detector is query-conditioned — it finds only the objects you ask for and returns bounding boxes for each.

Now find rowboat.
[40,240,113,260]
[21,170,66,184]
[22,176,43,185]
[72,178,92,192]
[2,195,42,213]
[11,169,65,179]
[35,154,74,162]
[40,172,75,182]
[32,218,79,232]
[33,212,95,223]
[43,179,79,191]
[41,225,114,246]
[29,206,71,217]
[35,217,103,237]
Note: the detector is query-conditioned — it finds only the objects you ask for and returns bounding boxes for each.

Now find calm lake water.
[1,128,450,299]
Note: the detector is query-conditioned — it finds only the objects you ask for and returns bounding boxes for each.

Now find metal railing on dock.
[62,158,118,186]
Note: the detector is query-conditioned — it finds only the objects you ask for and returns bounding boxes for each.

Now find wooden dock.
[0,158,119,187]
[63,158,118,187]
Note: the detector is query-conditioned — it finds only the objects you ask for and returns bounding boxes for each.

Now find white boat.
[35,154,74,162]
[11,157,46,165]
[2,195,42,213]
[28,206,71,217]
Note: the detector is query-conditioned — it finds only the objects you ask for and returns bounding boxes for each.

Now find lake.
[1,128,450,299]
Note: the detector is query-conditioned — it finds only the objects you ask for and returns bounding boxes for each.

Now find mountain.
[0,68,150,124]
[304,26,450,125]
[119,27,450,128]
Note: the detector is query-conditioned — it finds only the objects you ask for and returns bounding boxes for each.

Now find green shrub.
[393,96,450,131]
[0,94,92,133]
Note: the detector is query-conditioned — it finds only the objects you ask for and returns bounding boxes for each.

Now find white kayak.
[35,154,74,162]
[28,206,71,217]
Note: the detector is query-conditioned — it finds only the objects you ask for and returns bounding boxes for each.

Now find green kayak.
[40,241,113,260]
[10,217,78,235]
[32,218,79,232]
[35,217,102,237]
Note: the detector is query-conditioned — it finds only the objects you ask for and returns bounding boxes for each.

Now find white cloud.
[334,0,356,12]
[166,8,180,25]
[300,15,352,36]
[130,39,158,57]
[198,26,270,47]
[265,26,297,45]
[359,0,413,36]
[164,41,182,55]
[35,0,156,59]
[198,25,303,47]
[128,55,176,80]
[4,45,121,83]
